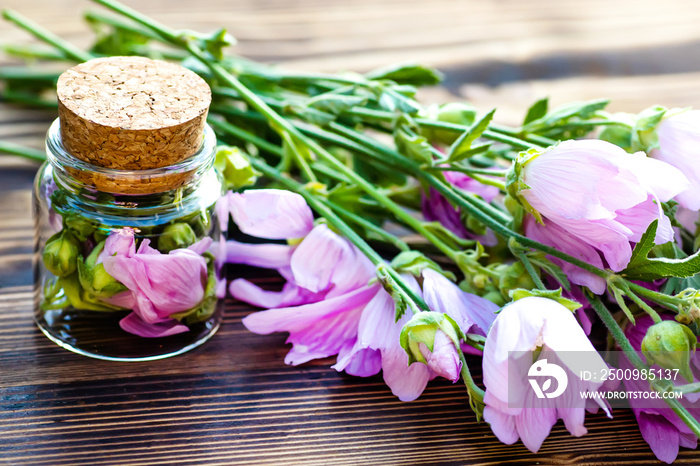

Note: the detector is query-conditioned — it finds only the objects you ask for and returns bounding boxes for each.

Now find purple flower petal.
[103,246,207,322]
[228,189,314,240]
[334,340,382,377]
[419,330,461,383]
[524,216,607,294]
[119,312,189,338]
[290,224,352,293]
[229,278,321,309]
[638,412,681,464]
[187,237,213,255]
[226,240,294,269]
[242,285,380,365]
[422,268,499,334]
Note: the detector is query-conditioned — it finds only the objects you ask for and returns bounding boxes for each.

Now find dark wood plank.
[2,0,700,464]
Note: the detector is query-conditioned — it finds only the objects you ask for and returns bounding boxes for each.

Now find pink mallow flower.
[622,314,700,464]
[227,190,499,401]
[514,139,689,291]
[651,110,700,211]
[99,228,211,338]
[422,170,500,245]
[482,296,611,452]
[334,269,499,400]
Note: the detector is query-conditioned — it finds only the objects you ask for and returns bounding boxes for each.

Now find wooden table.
[2,1,700,464]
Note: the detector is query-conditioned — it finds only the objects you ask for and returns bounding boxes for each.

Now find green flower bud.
[63,213,96,242]
[76,241,127,298]
[214,146,259,191]
[482,290,507,307]
[641,321,697,383]
[158,223,197,253]
[42,230,80,277]
[498,262,537,299]
[61,273,124,312]
[399,311,464,365]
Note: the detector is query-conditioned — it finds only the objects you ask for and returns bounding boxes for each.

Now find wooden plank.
[2,1,700,465]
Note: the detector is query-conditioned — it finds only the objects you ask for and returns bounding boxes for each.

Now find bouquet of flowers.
[3,1,700,462]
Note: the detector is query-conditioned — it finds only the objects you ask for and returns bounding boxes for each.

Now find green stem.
[588,295,700,439]
[625,288,663,324]
[207,118,283,157]
[513,249,546,290]
[458,352,486,420]
[1,43,67,61]
[430,165,508,177]
[465,173,506,191]
[0,141,46,162]
[489,123,557,147]
[327,202,411,252]
[627,282,682,312]
[92,0,182,44]
[345,107,542,150]
[249,157,428,314]
[324,121,621,282]
[677,382,700,395]
[2,90,58,109]
[2,9,94,62]
[179,56,463,263]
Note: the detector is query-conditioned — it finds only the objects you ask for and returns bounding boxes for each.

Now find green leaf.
[214,146,260,190]
[445,142,492,164]
[448,109,496,161]
[394,127,434,165]
[631,105,667,152]
[390,251,456,281]
[365,63,443,87]
[523,99,609,132]
[622,220,700,280]
[522,97,549,126]
[307,94,368,114]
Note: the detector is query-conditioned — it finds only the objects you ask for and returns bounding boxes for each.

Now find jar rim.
[45,118,216,179]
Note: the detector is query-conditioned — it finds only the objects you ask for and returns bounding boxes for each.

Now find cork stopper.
[57,57,211,194]
[56,56,212,194]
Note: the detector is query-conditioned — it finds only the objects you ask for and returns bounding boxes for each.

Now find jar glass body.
[33,120,225,361]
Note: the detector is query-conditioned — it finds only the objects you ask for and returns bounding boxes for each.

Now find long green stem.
[625,288,663,324]
[458,352,486,420]
[95,1,466,265]
[0,141,46,162]
[588,296,700,439]
[249,157,428,314]
[2,9,94,62]
[513,249,546,290]
[327,203,411,252]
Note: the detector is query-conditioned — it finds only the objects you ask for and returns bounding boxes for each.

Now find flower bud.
[63,213,96,242]
[214,146,259,191]
[42,230,80,277]
[158,223,197,253]
[77,241,127,298]
[498,262,536,299]
[641,321,697,383]
[400,311,464,382]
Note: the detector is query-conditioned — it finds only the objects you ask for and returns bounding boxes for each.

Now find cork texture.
[65,166,193,195]
[57,56,211,171]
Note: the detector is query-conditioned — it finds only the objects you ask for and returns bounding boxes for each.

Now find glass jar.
[33,119,225,361]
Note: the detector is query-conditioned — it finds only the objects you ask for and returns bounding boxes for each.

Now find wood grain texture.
[2,0,700,464]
